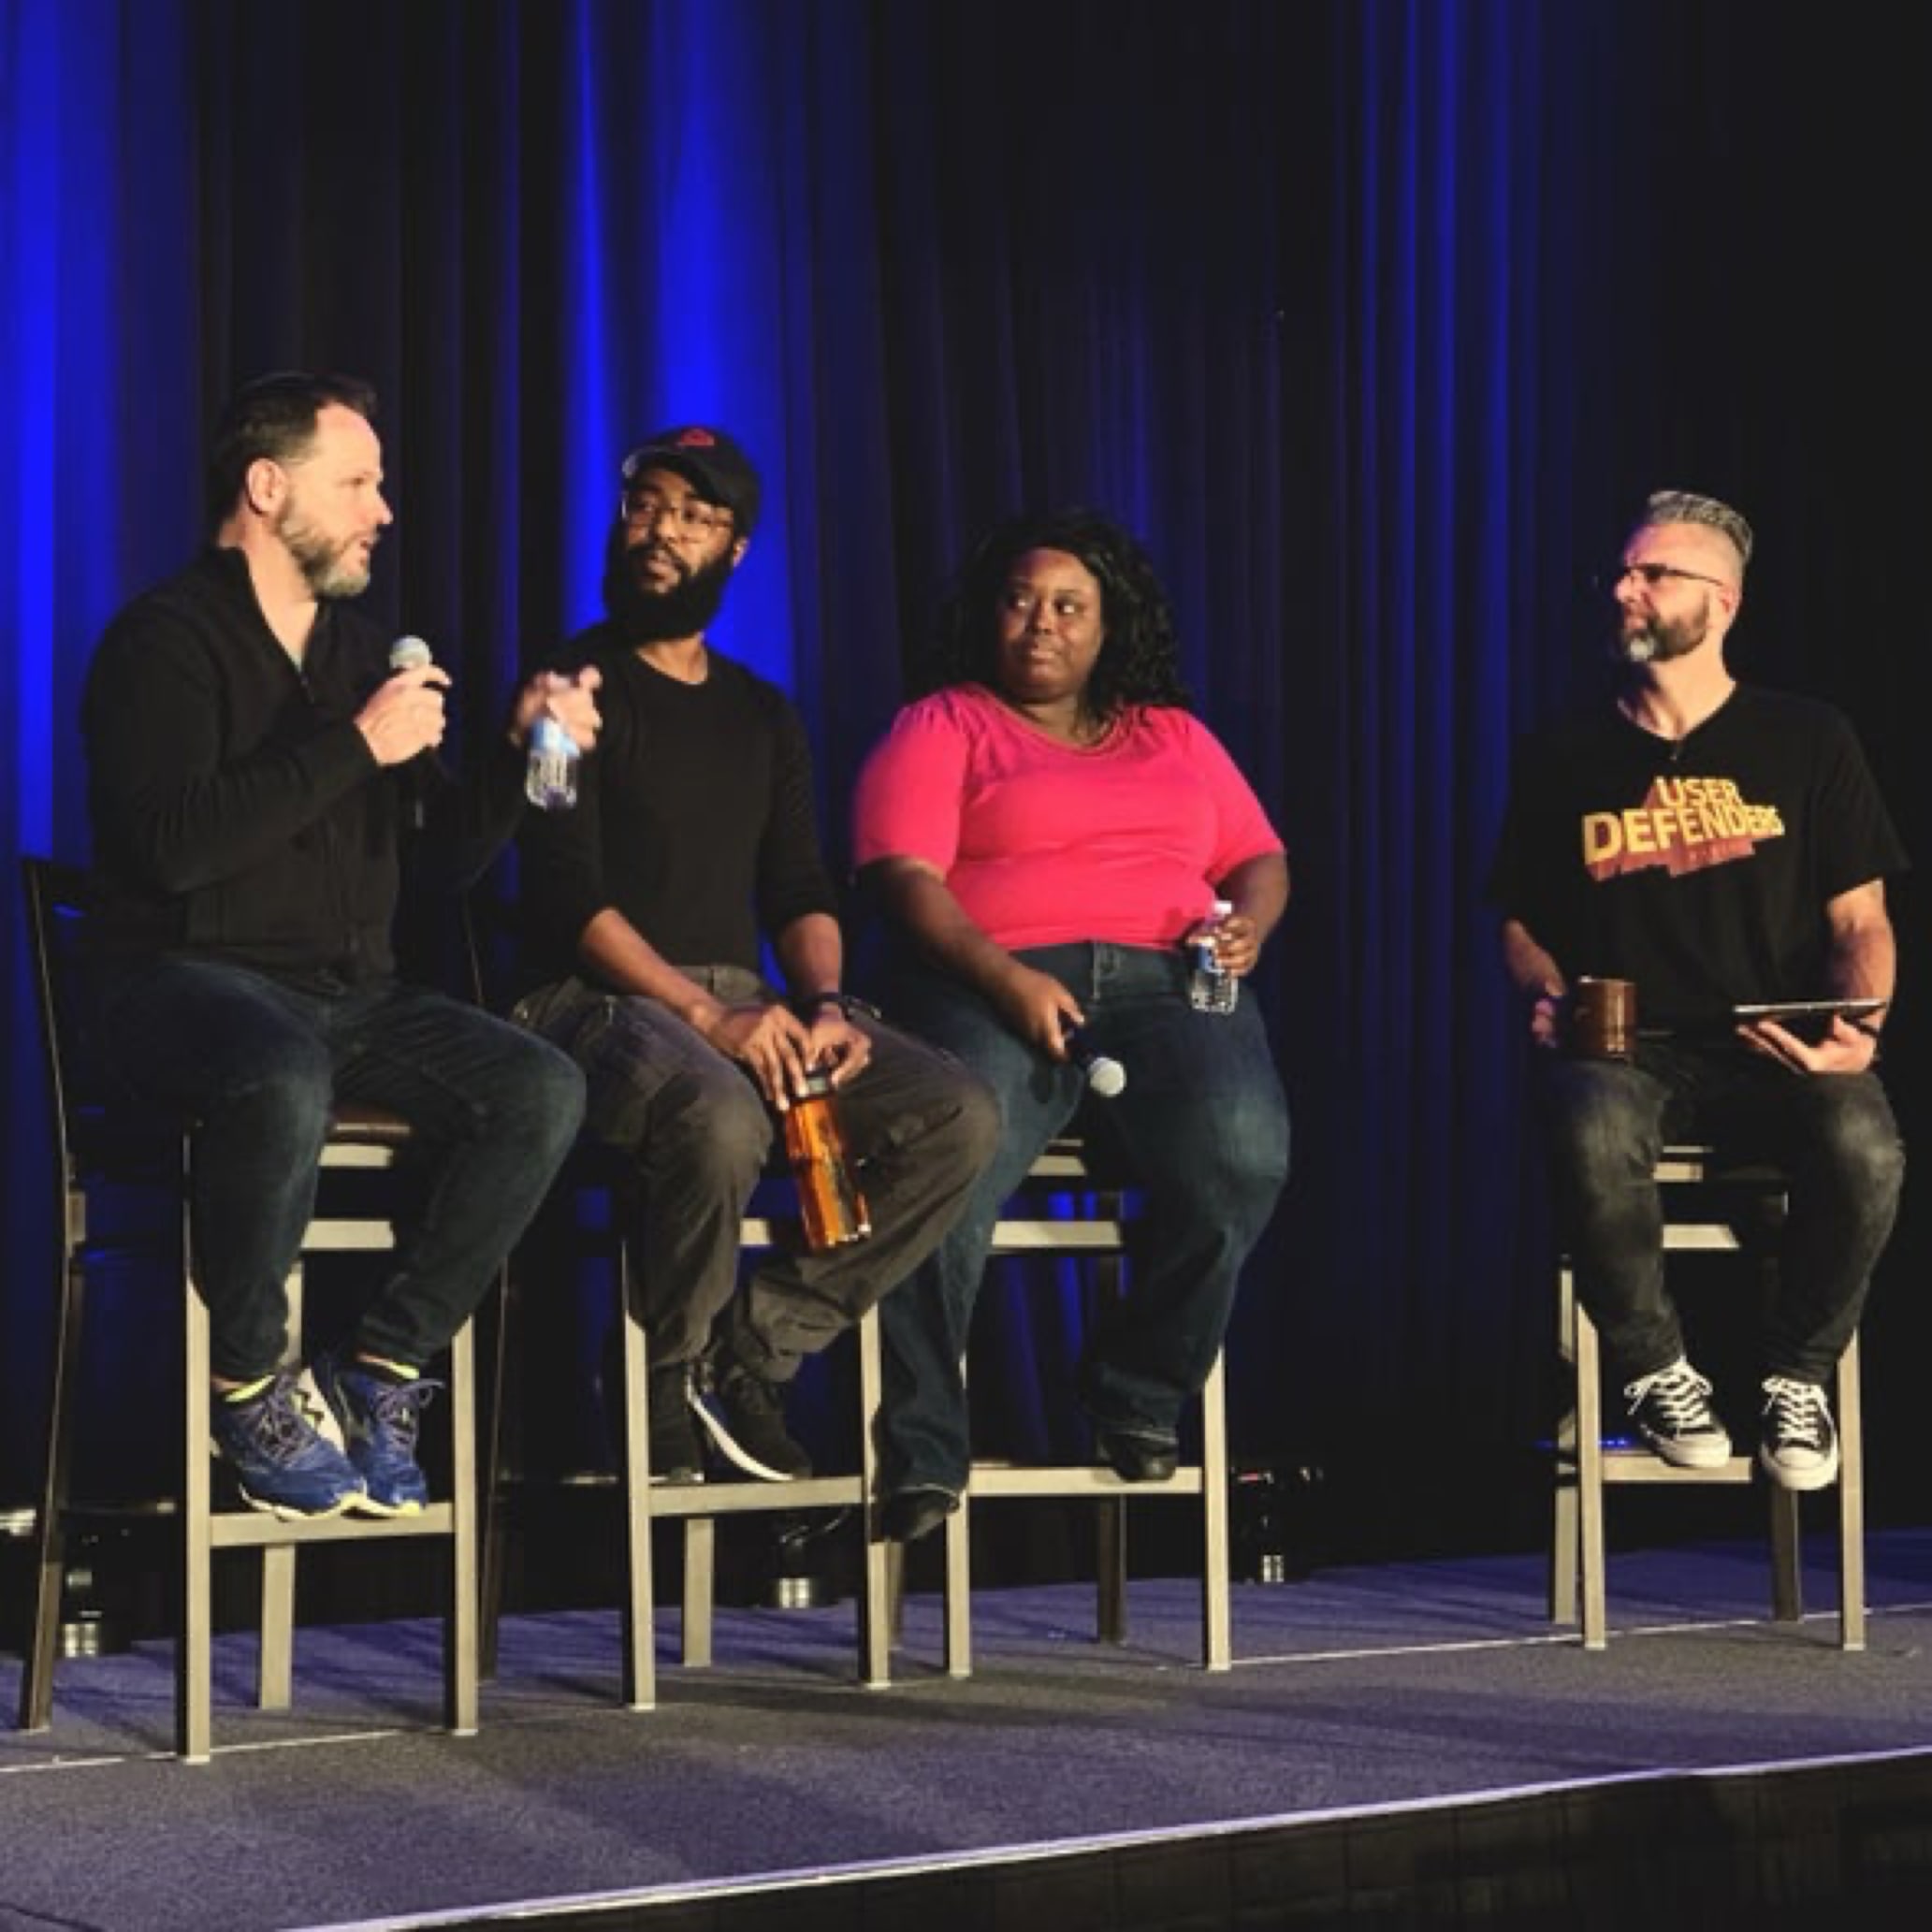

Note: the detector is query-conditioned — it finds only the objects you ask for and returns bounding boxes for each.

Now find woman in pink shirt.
[851,509,1291,1544]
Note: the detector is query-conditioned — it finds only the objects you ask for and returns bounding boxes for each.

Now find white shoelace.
[1761,1374,1829,1450]
[1625,1362,1717,1430]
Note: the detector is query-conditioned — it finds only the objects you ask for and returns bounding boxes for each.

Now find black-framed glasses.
[1592,561,1729,594]
[619,488,734,544]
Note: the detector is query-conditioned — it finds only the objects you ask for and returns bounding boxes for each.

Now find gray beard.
[278,507,370,601]
[1616,611,1706,666]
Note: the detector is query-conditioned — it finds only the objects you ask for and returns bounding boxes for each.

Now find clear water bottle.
[1188,897,1240,1013]
[525,715,579,811]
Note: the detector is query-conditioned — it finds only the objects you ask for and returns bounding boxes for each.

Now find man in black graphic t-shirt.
[1489,489,1906,1491]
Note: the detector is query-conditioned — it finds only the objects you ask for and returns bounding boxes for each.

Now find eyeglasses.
[1595,561,1730,593]
[620,489,734,544]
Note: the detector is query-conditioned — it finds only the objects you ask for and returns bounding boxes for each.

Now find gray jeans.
[513,970,1000,1378]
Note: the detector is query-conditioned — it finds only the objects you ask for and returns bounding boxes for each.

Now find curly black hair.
[922,508,1193,719]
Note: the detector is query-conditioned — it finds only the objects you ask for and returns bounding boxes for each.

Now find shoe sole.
[232,1482,361,1521]
[688,1393,804,1482]
[346,1492,427,1518]
[1094,1427,1182,1483]
[1758,1446,1840,1491]
[1101,1458,1181,1483]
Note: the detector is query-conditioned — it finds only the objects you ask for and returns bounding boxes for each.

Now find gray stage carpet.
[3,1532,1931,1931]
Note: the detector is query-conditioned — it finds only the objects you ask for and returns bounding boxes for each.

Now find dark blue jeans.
[875,942,1291,1499]
[91,958,586,1381]
[1536,1041,1905,1386]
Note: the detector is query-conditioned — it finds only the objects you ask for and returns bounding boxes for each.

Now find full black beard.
[602,524,735,643]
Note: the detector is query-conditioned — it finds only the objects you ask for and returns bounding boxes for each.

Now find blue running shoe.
[211,1372,366,1519]
[312,1351,439,1516]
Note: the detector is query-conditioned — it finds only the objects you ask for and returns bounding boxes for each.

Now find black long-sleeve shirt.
[81,545,525,982]
[517,630,838,988]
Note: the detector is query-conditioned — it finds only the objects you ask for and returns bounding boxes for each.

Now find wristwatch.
[796,991,879,1023]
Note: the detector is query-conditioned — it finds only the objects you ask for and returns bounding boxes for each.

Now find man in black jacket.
[82,370,597,1519]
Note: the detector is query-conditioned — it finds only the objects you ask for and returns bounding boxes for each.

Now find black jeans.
[513,969,1001,1379]
[92,957,587,1381]
[1536,1040,1905,1386]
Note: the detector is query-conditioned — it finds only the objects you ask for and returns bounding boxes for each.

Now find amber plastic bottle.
[784,1072,872,1250]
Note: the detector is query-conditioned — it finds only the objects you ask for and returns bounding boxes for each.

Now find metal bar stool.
[480,1147,890,1705]
[17,856,483,1761]
[893,1137,1232,1677]
[1549,1142,1865,1651]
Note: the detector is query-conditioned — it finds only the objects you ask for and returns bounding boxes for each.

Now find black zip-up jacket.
[81,546,525,984]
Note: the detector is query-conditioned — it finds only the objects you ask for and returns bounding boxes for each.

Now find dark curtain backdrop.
[4,0,1925,1551]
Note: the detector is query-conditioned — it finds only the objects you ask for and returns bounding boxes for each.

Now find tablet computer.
[1731,997,1885,1024]
[1732,997,1884,1042]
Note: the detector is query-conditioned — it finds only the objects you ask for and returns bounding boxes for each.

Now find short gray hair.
[1637,489,1754,574]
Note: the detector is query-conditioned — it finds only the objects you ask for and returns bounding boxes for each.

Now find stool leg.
[476,1269,516,1683]
[181,1265,215,1764]
[884,1542,908,1650]
[856,1306,892,1687]
[1200,1347,1232,1671]
[620,1273,656,1708]
[1096,1502,1126,1644]
[939,1342,973,1678]
[682,1518,717,1668]
[1550,1260,1580,1627]
[1838,1336,1867,1651]
[1094,1230,1126,1646]
[257,1547,297,1709]
[19,1228,86,1732]
[1574,1288,1608,1651]
[1767,1489,1803,1620]
[446,1315,480,1736]
[941,1499,972,1678]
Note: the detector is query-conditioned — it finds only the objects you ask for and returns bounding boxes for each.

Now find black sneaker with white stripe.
[1622,1358,1731,1469]
[1758,1375,1839,1490]
[690,1356,812,1481]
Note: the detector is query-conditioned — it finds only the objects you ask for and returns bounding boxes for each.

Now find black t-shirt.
[517,631,838,987]
[1487,684,1908,1028]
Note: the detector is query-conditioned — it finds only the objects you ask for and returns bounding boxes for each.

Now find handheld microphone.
[387,635,436,828]
[1062,1028,1126,1099]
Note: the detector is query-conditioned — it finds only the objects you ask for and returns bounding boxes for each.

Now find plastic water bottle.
[525,716,579,811]
[1188,898,1240,1014]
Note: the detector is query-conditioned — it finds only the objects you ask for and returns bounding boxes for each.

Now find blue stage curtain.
[2,0,1924,1547]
